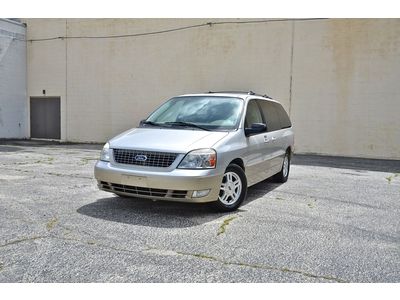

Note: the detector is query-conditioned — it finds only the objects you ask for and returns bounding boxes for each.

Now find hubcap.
[219,171,242,205]
[283,155,289,177]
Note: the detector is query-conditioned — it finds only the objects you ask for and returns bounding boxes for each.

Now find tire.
[273,150,290,183]
[213,164,247,212]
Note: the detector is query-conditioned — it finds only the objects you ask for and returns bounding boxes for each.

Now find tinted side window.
[274,103,292,129]
[244,100,263,128]
[257,100,281,132]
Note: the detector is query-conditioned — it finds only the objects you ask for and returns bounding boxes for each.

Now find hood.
[109,128,229,153]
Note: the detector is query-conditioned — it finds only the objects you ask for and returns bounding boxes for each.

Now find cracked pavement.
[0,140,399,282]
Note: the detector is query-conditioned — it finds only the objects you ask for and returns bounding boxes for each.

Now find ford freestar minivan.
[95,92,294,211]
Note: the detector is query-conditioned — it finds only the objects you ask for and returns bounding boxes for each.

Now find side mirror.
[139,119,146,126]
[245,123,267,136]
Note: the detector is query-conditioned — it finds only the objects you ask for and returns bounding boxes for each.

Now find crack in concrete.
[0,235,49,248]
[48,235,147,255]
[0,167,92,179]
[174,250,348,283]
[217,215,238,236]
[0,230,347,283]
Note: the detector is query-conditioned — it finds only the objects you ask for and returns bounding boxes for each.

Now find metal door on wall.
[30,97,61,139]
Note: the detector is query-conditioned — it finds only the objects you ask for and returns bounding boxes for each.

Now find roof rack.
[207,90,272,99]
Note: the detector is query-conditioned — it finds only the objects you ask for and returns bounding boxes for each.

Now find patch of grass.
[15,156,54,165]
[79,157,98,166]
[385,173,399,184]
[46,217,58,231]
[307,198,317,209]
[217,216,237,236]
[34,157,54,164]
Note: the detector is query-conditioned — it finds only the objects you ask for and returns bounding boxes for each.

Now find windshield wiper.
[141,120,169,128]
[165,121,210,131]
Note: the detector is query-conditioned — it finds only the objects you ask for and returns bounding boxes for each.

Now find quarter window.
[274,103,292,129]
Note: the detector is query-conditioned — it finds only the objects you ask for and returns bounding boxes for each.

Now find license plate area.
[120,174,148,187]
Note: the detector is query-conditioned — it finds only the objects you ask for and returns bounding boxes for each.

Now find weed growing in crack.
[385,173,399,184]
[217,216,237,236]
[46,217,58,231]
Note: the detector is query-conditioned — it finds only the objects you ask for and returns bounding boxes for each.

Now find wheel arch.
[286,146,293,159]
[228,158,245,171]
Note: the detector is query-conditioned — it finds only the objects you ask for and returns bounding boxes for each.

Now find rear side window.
[257,100,292,131]
[257,100,281,132]
[244,100,263,128]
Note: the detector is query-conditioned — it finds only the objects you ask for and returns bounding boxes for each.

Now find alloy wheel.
[218,171,242,205]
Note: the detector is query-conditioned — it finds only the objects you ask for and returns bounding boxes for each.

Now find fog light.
[192,189,210,198]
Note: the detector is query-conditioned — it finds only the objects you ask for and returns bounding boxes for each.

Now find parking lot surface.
[0,140,399,282]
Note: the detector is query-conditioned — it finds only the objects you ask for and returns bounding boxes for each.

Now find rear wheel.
[213,164,247,212]
[273,150,290,183]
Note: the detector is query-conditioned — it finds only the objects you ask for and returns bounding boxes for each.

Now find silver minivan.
[94,92,294,211]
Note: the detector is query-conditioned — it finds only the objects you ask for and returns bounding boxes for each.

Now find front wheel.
[213,164,247,212]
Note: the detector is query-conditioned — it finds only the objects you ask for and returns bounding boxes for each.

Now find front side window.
[146,96,243,131]
[244,100,263,128]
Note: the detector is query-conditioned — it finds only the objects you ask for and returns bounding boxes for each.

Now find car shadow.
[244,178,281,204]
[293,154,400,173]
[0,145,24,152]
[77,178,281,228]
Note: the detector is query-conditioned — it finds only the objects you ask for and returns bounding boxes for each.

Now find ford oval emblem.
[135,154,148,162]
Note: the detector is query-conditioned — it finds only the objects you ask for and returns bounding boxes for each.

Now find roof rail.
[207,90,272,99]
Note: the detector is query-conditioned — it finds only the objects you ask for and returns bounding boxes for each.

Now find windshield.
[145,96,243,131]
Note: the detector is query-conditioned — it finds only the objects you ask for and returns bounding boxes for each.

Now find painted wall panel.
[0,19,27,138]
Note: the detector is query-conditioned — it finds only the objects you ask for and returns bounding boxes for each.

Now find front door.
[243,99,275,186]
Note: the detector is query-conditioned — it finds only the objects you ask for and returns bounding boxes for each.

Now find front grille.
[100,181,188,199]
[113,149,178,167]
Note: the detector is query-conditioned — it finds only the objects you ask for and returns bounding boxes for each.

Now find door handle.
[263,135,270,143]
[271,136,277,142]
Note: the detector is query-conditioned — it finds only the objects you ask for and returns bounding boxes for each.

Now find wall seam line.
[288,20,295,117]
[65,19,68,141]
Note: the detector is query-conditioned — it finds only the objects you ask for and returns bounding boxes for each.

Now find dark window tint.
[257,100,281,132]
[244,100,263,128]
[275,103,292,129]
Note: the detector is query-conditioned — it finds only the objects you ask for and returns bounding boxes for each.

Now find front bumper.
[94,160,223,203]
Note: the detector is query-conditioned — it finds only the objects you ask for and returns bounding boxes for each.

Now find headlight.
[100,142,110,162]
[178,149,216,169]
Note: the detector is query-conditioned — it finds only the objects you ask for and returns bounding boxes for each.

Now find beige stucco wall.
[291,19,400,159]
[25,18,400,159]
